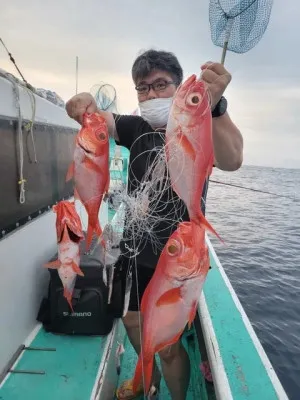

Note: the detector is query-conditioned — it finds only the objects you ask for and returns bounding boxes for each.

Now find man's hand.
[200,62,232,109]
[66,92,97,124]
[66,92,119,141]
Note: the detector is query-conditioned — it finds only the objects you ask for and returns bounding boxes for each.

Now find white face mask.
[139,97,173,129]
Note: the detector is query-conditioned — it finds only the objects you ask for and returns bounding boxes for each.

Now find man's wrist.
[212,96,227,118]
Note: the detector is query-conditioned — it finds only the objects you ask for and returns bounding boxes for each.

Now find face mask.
[139,97,173,129]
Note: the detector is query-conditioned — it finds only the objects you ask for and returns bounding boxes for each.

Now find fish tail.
[86,219,103,251]
[86,222,94,251]
[95,220,102,237]
[192,211,224,243]
[64,288,74,312]
[66,161,74,182]
[132,352,154,396]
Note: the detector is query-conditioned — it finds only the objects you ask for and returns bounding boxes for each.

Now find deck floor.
[0,329,107,400]
[0,325,211,400]
[116,328,209,400]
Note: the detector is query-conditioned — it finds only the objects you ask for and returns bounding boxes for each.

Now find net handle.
[221,42,228,64]
[220,18,234,65]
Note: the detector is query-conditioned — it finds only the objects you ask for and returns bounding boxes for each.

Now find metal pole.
[221,41,228,65]
[221,18,233,65]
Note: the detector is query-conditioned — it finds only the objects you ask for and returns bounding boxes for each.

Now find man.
[66,49,243,400]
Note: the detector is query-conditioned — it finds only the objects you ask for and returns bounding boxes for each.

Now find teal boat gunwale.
[199,236,288,400]
[90,320,126,400]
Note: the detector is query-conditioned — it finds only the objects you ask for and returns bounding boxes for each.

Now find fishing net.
[90,82,118,112]
[209,0,273,57]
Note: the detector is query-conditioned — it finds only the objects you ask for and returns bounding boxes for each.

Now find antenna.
[75,56,78,94]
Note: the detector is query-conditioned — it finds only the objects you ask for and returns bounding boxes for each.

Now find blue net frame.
[209,0,274,54]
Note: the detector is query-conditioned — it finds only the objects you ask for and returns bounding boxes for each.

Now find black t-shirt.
[113,114,208,270]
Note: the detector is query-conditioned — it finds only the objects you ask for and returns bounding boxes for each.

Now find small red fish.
[44,201,84,311]
[165,74,221,240]
[66,112,110,250]
[53,199,84,243]
[132,221,210,395]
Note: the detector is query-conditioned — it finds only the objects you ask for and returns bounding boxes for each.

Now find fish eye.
[167,239,181,256]
[97,131,107,141]
[187,93,202,106]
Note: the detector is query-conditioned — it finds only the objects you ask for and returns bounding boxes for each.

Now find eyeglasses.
[135,78,175,95]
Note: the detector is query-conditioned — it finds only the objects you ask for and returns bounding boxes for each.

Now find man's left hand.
[200,62,232,109]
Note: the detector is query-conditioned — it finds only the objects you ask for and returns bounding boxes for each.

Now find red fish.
[165,74,221,240]
[132,221,210,395]
[66,112,110,250]
[53,199,84,242]
[44,201,84,311]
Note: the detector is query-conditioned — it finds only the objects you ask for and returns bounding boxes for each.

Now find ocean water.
[206,165,300,400]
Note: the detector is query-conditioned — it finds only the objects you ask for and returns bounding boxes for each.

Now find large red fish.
[165,74,221,240]
[44,201,84,311]
[66,112,110,250]
[132,221,210,395]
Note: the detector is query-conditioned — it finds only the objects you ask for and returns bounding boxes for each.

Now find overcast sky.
[1,0,299,168]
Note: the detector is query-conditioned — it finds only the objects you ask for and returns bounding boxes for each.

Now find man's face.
[135,70,178,103]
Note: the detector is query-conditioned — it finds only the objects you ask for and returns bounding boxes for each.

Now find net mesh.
[90,82,118,112]
[209,0,274,54]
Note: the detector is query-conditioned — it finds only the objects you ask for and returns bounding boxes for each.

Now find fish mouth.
[58,226,82,243]
[67,227,82,243]
[78,141,93,155]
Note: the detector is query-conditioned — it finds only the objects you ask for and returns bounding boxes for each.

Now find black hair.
[131,49,183,87]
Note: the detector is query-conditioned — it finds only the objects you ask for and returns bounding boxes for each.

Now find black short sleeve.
[112,113,152,150]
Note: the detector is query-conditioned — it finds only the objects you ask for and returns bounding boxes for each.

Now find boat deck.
[0,241,287,400]
[117,328,211,400]
[0,328,107,400]
[0,324,210,400]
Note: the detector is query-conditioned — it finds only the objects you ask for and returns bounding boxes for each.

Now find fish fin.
[192,212,224,244]
[86,223,94,251]
[44,260,61,269]
[74,188,83,203]
[96,223,106,248]
[132,355,143,394]
[132,353,154,396]
[71,261,84,277]
[140,284,151,314]
[95,221,102,237]
[207,153,214,178]
[104,176,110,194]
[64,288,74,312]
[66,161,75,182]
[86,220,102,251]
[154,329,184,354]
[156,287,182,306]
[84,156,102,173]
[188,301,198,330]
[177,132,196,161]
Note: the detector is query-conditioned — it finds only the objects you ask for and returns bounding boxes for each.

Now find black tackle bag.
[37,235,114,336]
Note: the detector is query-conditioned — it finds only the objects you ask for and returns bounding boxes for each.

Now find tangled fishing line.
[101,80,214,260]
[112,131,189,259]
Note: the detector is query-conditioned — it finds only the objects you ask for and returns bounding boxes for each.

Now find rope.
[0,69,37,203]
[24,87,37,163]
[0,38,28,84]
[11,80,26,204]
